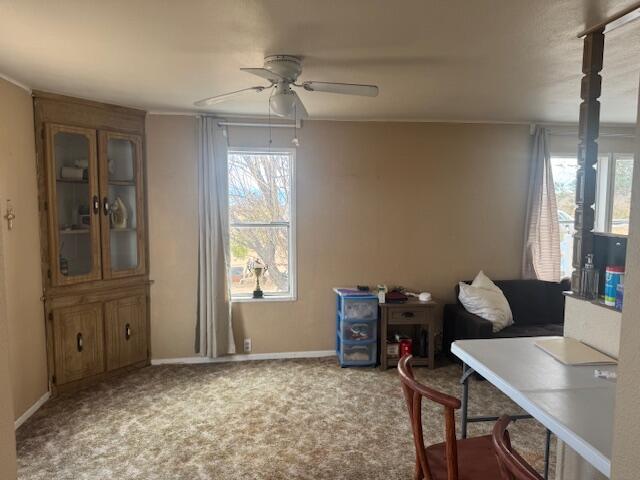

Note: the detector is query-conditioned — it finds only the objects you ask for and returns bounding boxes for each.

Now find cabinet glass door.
[99,132,145,278]
[46,124,102,285]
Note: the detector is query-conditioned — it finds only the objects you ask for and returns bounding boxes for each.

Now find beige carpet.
[16,358,554,479]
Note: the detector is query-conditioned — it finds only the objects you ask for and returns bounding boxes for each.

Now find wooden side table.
[379,299,439,370]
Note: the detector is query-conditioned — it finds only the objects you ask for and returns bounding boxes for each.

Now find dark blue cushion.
[492,323,564,339]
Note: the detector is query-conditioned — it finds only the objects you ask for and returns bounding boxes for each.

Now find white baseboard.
[15,391,50,430]
[151,349,336,365]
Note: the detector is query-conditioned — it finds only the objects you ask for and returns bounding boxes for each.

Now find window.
[611,155,634,235]
[227,148,295,300]
[551,156,580,279]
[551,154,635,278]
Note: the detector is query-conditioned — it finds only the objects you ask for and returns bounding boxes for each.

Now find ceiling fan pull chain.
[268,106,272,151]
[267,86,274,150]
[292,103,299,147]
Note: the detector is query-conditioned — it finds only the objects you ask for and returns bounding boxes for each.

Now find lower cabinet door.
[105,295,148,371]
[53,303,105,385]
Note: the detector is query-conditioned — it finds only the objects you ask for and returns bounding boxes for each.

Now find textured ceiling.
[0,0,639,123]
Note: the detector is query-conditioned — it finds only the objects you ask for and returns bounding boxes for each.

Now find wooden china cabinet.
[33,92,151,394]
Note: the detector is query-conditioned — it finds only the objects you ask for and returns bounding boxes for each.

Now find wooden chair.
[492,415,544,480]
[398,354,502,480]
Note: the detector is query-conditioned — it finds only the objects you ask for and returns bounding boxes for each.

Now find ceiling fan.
[194,55,379,118]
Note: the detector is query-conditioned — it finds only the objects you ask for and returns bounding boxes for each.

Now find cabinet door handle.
[102,197,110,216]
[92,195,100,214]
[77,333,83,352]
[401,311,415,318]
[125,323,131,340]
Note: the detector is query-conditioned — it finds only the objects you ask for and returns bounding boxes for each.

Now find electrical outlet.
[243,338,252,353]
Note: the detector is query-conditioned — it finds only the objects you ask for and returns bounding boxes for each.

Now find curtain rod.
[548,131,636,139]
[217,121,301,129]
[578,0,640,37]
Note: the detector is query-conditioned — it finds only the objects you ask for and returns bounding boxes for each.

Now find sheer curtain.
[522,126,562,282]
[195,116,236,357]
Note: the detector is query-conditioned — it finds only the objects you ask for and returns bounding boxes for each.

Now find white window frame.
[595,153,635,233]
[551,152,635,233]
[595,154,613,232]
[608,153,634,234]
[227,147,297,302]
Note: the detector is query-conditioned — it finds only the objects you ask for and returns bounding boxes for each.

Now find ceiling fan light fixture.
[269,90,296,117]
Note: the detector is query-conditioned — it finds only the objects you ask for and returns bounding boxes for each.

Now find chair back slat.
[398,355,462,480]
[401,383,429,480]
[492,416,545,480]
[444,406,458,480]
[410,390,432,479]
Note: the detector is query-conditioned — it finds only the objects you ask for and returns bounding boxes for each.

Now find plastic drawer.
[339,341,377,366]
[340,319,377,342]
[340,297,378,320]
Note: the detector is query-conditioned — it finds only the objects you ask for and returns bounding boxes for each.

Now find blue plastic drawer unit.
[334,288,378,367]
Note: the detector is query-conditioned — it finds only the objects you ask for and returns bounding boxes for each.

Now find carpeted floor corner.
[16,358,554,479]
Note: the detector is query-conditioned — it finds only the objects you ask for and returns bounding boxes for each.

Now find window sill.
[232,295,297,303]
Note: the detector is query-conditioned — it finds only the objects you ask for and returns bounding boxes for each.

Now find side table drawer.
[389,308,427,325]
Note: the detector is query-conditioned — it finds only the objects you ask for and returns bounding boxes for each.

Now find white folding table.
[451,337,616,478]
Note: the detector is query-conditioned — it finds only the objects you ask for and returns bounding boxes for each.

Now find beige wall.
[0,78,48,418]
[0,204,17,479]
[147,117,532,358]
[610,99,640,480]
[146,115,199,359]
[563,296,621,359]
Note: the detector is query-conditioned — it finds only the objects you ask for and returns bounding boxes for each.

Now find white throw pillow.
[471,270,501,293]
[458,281,514,333]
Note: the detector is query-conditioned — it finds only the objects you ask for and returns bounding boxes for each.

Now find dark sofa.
[443,279,571,356]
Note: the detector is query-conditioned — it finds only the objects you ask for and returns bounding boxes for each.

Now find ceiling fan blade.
[240,67,284,84]
[193,86,266,107]
[301,81,379,97]
[291,91,309,119]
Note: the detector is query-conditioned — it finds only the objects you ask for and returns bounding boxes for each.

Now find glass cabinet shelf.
[108,180,136,186]
[57,178,89,184]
